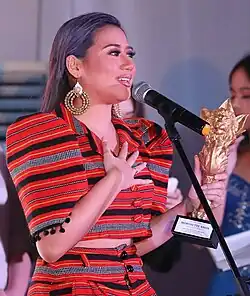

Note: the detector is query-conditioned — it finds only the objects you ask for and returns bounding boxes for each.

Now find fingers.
[201,181,225,190]
[214,173,228,181]
[203,195,224,207]
[102,140,112,156]
[127,150,139,166]
[133,162,147,175]
[231,135,244,148]
[131,178,153,186]
[194,155,202,184]
[201,189,224,200]
[201,184,226,206]
[118,141,128,160]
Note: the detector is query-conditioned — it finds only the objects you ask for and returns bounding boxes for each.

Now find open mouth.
[117,75,132,87]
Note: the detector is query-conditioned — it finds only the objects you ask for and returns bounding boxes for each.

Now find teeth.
[118,77,130,82]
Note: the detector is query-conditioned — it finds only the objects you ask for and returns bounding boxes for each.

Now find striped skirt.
[28,244,157,295]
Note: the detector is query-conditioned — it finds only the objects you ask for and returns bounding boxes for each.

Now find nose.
[231,95,242,115]
[120,54,135,72]
[231,95,239,108]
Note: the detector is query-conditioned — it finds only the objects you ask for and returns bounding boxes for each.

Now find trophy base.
[172,215,218,249]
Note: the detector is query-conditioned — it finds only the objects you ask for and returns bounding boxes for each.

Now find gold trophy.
[195,99,248,216]
[172,98,249,248]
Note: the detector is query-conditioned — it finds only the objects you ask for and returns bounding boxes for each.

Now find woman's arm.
[136,188,226,257]
[37,167,123,263]
[135,200,188,256]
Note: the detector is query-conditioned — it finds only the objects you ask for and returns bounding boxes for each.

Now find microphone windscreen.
[132,81,151,103]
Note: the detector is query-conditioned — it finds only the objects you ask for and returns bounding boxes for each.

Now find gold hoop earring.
[64,82,90,115]
[112,104,122,118]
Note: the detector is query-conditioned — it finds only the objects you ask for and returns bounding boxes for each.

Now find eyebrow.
[102,43,135,51]
[240,87,250,91]
[230,86,250,91]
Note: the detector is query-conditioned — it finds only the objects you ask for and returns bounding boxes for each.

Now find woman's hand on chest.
[103,140,153,190]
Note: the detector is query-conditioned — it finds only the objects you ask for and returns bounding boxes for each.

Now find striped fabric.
[6,103,172,295]
[6,103,173,242]
[6,111,88,240]
[29,244,157,295]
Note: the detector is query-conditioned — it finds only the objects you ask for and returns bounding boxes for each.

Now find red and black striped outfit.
[6,103,173,295]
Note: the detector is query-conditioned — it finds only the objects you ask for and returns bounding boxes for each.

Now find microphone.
[132,81,210,136]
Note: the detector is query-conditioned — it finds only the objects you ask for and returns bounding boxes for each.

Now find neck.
[75,103,113,135]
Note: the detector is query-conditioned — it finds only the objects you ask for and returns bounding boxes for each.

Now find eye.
[242,95,250,99]
[108,50,121,56]
[127,51,136,58]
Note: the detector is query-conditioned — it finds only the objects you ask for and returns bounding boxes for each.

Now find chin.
[105,84,131,104]
[114,90,131,103]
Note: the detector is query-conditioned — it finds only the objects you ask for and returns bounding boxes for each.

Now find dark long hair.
[229,53,250,150]
[229,53,250,84]
[41,12,123,112]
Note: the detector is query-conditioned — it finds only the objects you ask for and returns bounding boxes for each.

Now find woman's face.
[77,25,136,105]
[230,68,250,116]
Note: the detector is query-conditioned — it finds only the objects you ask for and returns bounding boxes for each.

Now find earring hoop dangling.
[64,82,90,115]
[112,104,122,118]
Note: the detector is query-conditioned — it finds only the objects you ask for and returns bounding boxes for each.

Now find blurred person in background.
[0,146,8,293]
[0,146,35,296]
[206,54,250,296]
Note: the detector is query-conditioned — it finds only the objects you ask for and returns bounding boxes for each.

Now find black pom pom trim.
[44,230,49,236]
[59,225,65,233]
[65,217,71,223]
[50,228,56,235]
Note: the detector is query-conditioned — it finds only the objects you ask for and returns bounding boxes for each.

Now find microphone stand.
[159,105,250,296]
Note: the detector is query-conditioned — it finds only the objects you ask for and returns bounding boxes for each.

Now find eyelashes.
[108,50,136,58]
[231,95,250,100]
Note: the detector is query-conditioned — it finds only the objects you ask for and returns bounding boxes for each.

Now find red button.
[132,199,142,207]
[131,185,138,191]
[132,215,143,223]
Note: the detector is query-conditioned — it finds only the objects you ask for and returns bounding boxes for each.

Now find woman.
[207,54,250,296]
[6,13,229,295]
